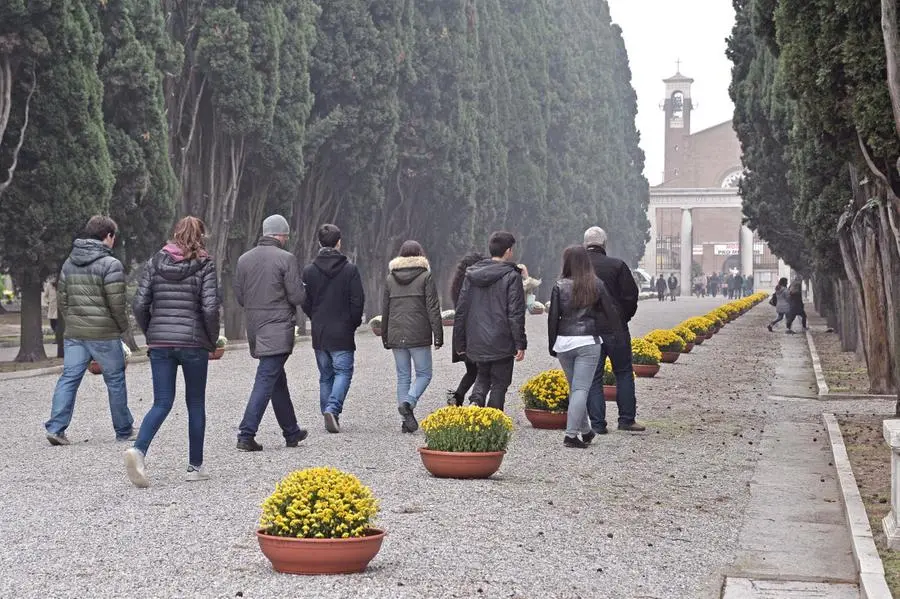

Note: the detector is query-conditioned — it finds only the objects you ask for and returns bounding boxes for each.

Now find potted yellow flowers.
[680,316,714,344]
[672,325,697,353]
[602,358,617,401]
[631,337,662,377]
[256,467,384,575]
[419,406,513,478]
[519,369,569,429]
[644,329,686,363]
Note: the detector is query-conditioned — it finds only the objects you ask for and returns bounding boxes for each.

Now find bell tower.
[662,65,694,184]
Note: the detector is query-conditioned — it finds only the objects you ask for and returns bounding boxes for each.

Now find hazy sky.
[607,0,737,186]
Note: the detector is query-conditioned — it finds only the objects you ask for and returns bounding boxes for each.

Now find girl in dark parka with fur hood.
[381,240,443,433]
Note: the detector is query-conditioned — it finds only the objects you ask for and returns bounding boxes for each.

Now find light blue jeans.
[315,350,355,415]
[45,338,134,438]
[557,342,603,438]
[392,346,433,409]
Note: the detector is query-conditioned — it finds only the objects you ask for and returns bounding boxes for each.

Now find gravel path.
[1,297,788,598]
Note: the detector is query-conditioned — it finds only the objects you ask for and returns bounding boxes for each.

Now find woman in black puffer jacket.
[125,216,220,488]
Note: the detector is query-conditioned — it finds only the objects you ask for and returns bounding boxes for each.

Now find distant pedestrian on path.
[453,231,527,411]
[767,277,790,332]
[733,274,744,299]
[44,216,135,446]
[582,226,644,434]
[381,240,443,433]
[656,275,666,301]
[549,245,623,448]
[447,252,483,407]
[42,276,58,333]
[301,224,365,434]
[125,216,220,488]
[234,215,307,451]
[667,274,678,301]
[785,278,808,334]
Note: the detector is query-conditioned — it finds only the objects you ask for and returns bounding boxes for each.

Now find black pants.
[787,308,807,330]
[770,312,786,327]
[453,358,478,404]
[470,357,515,411]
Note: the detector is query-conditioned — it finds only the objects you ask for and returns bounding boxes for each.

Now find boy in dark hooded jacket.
[452,231,527,411]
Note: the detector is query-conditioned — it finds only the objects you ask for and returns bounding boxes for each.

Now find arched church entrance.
[721,255,741,273]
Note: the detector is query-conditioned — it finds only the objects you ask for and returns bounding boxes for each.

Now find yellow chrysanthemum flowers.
[631,337,662,365]
[643,329,686,353]
[259,467,378,539]
[421,406,513,452]
[520,369,570,412]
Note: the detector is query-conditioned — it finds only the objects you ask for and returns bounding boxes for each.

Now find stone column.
[883,420,900,549]
[680,208,692,297]
[644,206,657,276]
[740,225,754,278]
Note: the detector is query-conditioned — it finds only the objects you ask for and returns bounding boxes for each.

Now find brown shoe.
[618,422,646,432]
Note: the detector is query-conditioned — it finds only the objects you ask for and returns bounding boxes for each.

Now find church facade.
[638,70,788,293]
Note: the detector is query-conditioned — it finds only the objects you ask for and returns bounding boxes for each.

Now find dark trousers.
[587,330,637,429]
[238,353,302,441]
[770,312,786,328]
[453,358,479,404]
[786,308,808,330]
[469,357,515,411]
[135,347,208,467]
[657,291,665,301]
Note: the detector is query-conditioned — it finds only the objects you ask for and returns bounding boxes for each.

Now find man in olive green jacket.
[45,216,135,446]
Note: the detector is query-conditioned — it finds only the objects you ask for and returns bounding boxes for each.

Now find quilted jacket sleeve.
[104,258,129,334]
[132,259,154,334]
[201,260,221,346]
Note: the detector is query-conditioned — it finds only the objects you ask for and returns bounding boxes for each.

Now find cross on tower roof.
[676,58,681,72]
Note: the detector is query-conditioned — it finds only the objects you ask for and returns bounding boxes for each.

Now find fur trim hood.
[389,256,430,272]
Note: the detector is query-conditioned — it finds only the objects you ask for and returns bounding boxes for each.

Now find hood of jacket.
[313,247,349,279]
[389,256,429,285]
[154,245,208,281]
[68,238,113,267]
[466,259,520,288]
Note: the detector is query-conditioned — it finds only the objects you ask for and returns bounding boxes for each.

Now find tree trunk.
[14,273,47,362]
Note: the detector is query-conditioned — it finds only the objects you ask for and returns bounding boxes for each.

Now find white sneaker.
[185,465,210,482]
[124,448,150,488]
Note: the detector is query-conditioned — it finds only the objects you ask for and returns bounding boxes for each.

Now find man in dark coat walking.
[656,275,667,301]
[301,224,365,433]
[583,227,645,433]
[233,215,307,451]
[452,231,526,411]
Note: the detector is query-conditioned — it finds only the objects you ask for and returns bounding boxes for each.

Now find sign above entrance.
[714,244,739,256]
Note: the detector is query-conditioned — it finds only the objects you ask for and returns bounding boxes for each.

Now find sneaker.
[618,422,646,432]
[46,432,71,446]
[767,324,773,332]
[398,402,418,433]
[185,465,210,482]
[595,425,609,435]
[116,429,138,442]
[286,429,309,447]
[124,448,150,488]
[564,435,589,449]
[581,431,597,445]
[236,438,263,452]
[323,412,340,434]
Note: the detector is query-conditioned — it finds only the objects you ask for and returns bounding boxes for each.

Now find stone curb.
[806,330,830,396]
[822,412,893,599]
[0,341,252,382]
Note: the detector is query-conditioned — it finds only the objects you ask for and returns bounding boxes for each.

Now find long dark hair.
[451,252,483,305]
[561,245,599,308]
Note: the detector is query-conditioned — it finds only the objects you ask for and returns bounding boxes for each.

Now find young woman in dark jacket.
[548,245,622,449]
[125,216,220,488]
[381,240,443,433]
[447,252,484,406]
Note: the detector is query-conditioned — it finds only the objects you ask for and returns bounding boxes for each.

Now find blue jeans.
[238,354,301,441]
[392,347,433,408]
[558,342,603,437]
[315,350,355,415]
[46,338,133,438]
[587,329,637,429]
[134,347,208,467]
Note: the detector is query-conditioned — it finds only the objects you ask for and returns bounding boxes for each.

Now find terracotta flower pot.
[371,327,382,337]
[694,334,707,345]
[256,528,385,575]
[442,319,455,327]
[660,351,680,364]
[209,347,225,360]
[418,447,505,479]
[523,408,567,430]
[603,385,617,401]
[633,363,660,378]
[682,342,694,354]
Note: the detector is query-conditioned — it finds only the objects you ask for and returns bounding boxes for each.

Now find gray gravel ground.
[0,297,803,598]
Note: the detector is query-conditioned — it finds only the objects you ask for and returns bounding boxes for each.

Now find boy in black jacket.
[301,224,365,434]
[452,231,527,410]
